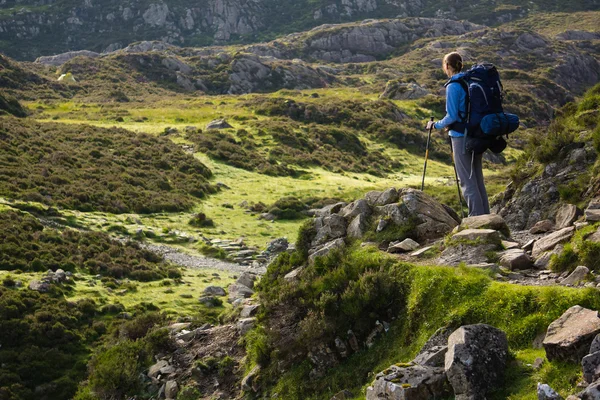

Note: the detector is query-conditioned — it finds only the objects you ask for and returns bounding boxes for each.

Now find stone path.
[141,243,267,275]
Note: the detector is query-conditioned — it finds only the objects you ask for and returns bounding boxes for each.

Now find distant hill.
[0,0,598,60]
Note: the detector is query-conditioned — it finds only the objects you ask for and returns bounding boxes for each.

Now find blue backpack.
[446,63,520,154]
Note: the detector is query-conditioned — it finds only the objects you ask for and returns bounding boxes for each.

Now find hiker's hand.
[425,120,436,130]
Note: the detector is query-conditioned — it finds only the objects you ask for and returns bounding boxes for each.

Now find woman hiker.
[426,51,490,217]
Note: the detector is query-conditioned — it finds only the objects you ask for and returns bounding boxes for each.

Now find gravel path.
[141,243,267,275]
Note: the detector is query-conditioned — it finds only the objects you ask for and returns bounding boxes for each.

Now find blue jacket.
[434,72,467,137]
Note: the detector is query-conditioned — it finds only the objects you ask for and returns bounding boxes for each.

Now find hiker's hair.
[443,52,463,74]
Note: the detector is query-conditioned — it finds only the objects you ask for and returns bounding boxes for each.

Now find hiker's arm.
[434,83,461,129]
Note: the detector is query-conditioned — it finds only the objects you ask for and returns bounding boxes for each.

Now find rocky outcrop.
[445,324,509,399]
[380,81,430,100]
[35,50,100,66]
[366,363,451,400]
[543,306,600,363]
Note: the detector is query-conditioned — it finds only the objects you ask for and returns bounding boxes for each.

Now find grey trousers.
[451,137,490,217]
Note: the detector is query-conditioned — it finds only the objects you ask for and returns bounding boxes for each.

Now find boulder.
[206,119,233,130]
[591,334,600,354]
[237,318,257,335]
[313,214,347,246]
[309,238,345,264]
[240,304,260,318]
[445,324,508,399]
[165,380,178,399]
[203,286,226,296]
[236,272,257,289]
[556,204,581,229]
[452,228,502,245]
[310,202,346,218]
[366,364,451,400]
[331,389,353,400]
[228,283,254,303]
[347,214,368,239]
[148,360,169,379]
[586,199,600,221]
[459,214,510,237]
[532,227,575,258]
[582,351,600,384]
[579,380,600,399]
[502,240,520,249]
[284,267,303,281]
[499,249,534,270]
[340,199,371,220]
[530,220,555,234]
[387,238,420,253]
[537,383,563,400]
[413,345,448,367]
[543,305,600,362]
[410,245,435,257]
[438,243,499,266]
[561,266,590,286]
[28,280,51,293]
[199,296,221,307]
[401,189,459,241]
[587,228,600,243]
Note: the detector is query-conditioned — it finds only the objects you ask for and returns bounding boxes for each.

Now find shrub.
[198,243,229,260]
[188,213,215,227]
[0,118,216,213]
[86,340,150,399]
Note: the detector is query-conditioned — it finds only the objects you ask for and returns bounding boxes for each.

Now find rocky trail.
[140,243,267,275]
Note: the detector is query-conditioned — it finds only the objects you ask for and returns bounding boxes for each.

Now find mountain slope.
[0,0,599,60]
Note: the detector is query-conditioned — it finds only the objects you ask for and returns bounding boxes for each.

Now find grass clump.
[188,212,215,228]
[0,117,216,213]
[198,243,229,260]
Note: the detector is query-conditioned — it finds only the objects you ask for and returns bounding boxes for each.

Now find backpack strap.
[447,78,470,135]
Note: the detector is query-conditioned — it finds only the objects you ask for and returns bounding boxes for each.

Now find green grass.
[255,244,600,399]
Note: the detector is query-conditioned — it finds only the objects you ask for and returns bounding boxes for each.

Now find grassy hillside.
[249,243,600,399]
[0,117,216,214]
[0,210,236,400]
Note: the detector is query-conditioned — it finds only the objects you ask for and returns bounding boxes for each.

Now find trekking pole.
[421,117,434,192]
[449,139,465,219]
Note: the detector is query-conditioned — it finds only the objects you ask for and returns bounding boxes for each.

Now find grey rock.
[148,360,169,379]
[376,219,388,233]
[165,379,178,399]
[330,389,353,400]
[459,214,510,236]
[35,50,99,66]
[340,199,371,220]
[387,238,420,253]
[530,220,555,234]
[500,249,533,270]
[366,363,451,400]
[365,188,400,207]
[203,286,226,296]
[236,272,257,289]
[313,215,347,246]
[590,334,600,354]
[310,202,347,218]
[583,351,600,384]
[237,317,257,335]
[532,227,575,258]
[228,283,254,303]
[543,305,600,363]
[579,380,600,399]
[284,267,303,281]
[143,2,169,27]
[198,296,220,307]
[537,383,563,400]
[309,238,345,264]
[28,280,51,293]
[586,199,600,222]
[413,345,448,367]
[439,243,498,266]
[410,245,435,257]
[347,214,368,239]
[502,240,520,249]
[335,337,349,358]
[206,119,233,130]
[445,324,508,399]
[556,30,600,41]
[240,304,259,318]
[561,266,590,286]
[380,81,430,100]
[556,204,581,229]
[452,228,502,245]
[587,227,600,243]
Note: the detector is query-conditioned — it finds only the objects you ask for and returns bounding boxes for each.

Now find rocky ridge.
[0,0,585,60]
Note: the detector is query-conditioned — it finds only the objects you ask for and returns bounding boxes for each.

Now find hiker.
[426,52,490,217]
